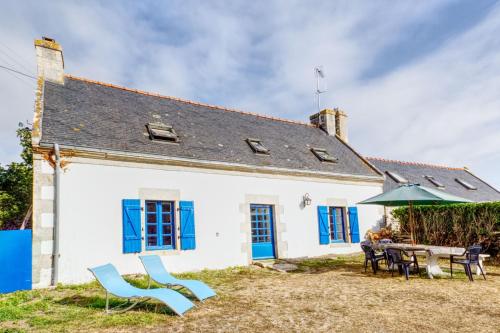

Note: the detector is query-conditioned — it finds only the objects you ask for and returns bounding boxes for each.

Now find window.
[146,123,179,142]
[455,178,477,190]
[145,201,175,250]
[424,175,445,188]
[246,138,269,154]
[385,171,408,184]
[329,207,346,242]
[311,148,338,163]
[250,205,273,244]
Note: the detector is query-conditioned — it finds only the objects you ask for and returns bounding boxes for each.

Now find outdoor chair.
[386,248,420,280]
[450,245,486,282]
[88,263,195,316]
[361,243,386,274]
[378,239,393,269]
[139,255,216,301]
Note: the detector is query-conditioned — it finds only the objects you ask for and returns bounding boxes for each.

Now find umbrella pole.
[409,201,415,245]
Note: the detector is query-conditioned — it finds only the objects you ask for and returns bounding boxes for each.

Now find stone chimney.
[310,108,348,142]
[335,109,348,142]
[34,37,64,84]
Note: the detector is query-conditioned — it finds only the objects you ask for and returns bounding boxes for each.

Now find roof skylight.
[246,138,269,154]
[385,171,408,184]
[455,178,477,190]
[311,148,338,163]
[146,123,179,142]
[424,175,445,188]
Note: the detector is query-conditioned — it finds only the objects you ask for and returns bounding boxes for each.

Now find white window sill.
[329,242,351,248]
[143,249,185,256]
[124,249,187,256]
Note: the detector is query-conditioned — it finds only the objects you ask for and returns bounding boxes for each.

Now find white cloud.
[0,0,498,188]
[337,4,500,187]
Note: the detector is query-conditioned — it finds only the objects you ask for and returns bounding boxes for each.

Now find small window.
[455,178,477,190]
[246,138,269,154]
[385,171,408,184]
[424,175,445,188]
[311,148,338,163]
[146,123,178,142]
[145,200,176,250]
[329,207,346,243]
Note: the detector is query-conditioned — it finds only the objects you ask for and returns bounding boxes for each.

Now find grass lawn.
[1,254,499,332]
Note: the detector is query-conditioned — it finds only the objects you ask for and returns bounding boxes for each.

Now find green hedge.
[392,202,500,256]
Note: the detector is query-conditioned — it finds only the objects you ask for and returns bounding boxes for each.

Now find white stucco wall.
[51,158,383,284]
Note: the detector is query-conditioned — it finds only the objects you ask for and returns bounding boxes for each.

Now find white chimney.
[34,37,64,84]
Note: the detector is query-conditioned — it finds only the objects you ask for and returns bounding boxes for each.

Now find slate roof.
[39,76,381,178]
[367,157,500,202]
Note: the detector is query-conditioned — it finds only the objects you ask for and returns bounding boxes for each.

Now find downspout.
[51,143,61,286]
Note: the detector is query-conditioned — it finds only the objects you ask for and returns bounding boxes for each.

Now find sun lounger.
[139,255,216,301]
[88,263,194,316]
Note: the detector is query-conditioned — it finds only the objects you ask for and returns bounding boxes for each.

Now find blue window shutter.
[348,206,360,243]
[180,201,196,250]
[317,206,330,245]
[122,199,142,253]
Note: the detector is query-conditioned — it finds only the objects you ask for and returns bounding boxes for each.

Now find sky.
[0,0,499,188]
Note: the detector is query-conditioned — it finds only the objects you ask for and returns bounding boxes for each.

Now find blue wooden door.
[250,204,275,259]
[0,230,32,293]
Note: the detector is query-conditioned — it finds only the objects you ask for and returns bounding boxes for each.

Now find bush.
[392,202,500,256]
[0,126,32,229]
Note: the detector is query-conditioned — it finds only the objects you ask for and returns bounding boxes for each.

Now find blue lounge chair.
[88,263,194,316]
[139,255,216,301]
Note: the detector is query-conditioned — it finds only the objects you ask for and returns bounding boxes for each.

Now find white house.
[31,37,385,288]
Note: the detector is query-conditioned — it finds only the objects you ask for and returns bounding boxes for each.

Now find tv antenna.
[315,66,327,112]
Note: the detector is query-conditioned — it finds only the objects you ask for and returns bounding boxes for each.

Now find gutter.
[51,143,61,286]
[37,142,385,183]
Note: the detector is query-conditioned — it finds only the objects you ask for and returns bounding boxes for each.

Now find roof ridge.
[366,156,464,171]
[65,74,315,128]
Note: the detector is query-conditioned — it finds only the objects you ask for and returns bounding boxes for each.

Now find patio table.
[371,243,484,279]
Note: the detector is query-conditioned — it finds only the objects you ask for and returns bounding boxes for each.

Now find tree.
[0,125,33,229]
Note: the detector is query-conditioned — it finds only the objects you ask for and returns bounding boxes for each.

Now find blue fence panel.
[0,230,32,293]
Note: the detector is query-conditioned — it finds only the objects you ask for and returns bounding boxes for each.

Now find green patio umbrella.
[358,184,472,244]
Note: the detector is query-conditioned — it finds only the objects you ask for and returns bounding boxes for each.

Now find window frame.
[424,175,445,188]
[145,200,176,251]
[455,178,477,190]
[246,138,270,155]
[250,204,274,244]
[328,206,346,243]
[311,148,338,163]
[385,171,408,184]
[146,123,179,143]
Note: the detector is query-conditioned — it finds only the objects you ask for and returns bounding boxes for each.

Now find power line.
[0,47,35,76]
[0,41,35,73]
[0,64,37,80]
[0,63,36,89]
[1,68,35,89]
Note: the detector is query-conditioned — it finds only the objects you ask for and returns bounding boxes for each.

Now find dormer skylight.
[424,175,445,188]
[385,171,408,184]
[246,138,269,154]
[146,123,179,142]
[311,148,337,163]
[455,178,477,190]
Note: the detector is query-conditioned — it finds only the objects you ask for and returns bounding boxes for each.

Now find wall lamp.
[302,193,312,206]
